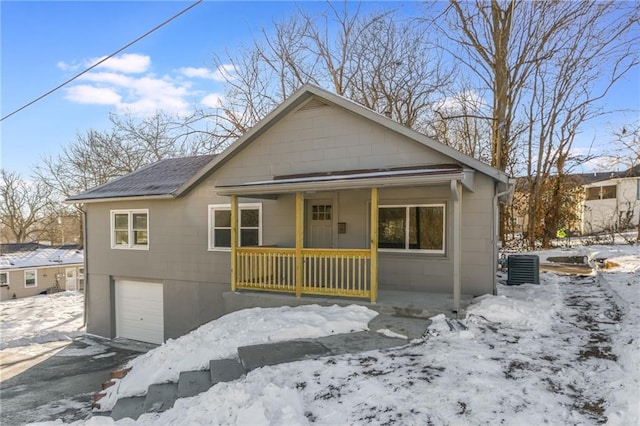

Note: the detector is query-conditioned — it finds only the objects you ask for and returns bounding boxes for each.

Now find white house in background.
[582,165,640,234]
[0,244,84,301]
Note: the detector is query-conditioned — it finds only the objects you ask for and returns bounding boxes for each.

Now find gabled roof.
[69,84,510,203]
[180,84,509,193]
[0,245,83,270]
[67,155,216,202]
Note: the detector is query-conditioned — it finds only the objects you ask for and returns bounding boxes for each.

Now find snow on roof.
[0,246,84,270]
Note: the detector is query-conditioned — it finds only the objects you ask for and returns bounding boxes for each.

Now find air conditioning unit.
[507,255,540,285]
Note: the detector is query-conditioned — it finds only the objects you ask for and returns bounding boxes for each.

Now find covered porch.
[218,165,474,313]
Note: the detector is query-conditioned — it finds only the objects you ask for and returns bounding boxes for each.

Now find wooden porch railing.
[235,247,372,298]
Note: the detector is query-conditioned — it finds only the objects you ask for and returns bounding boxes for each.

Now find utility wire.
[1,0,203,122]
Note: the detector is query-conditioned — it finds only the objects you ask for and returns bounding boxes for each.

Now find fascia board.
[216,172,467,196]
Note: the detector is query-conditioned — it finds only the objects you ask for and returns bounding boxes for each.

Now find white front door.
[65,268,77,291]
[307,200,333,248]
[115,280,164,344]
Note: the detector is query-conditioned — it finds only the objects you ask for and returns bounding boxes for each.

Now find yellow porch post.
[370,187,378,303]
[295,192,304,297]
[230,194,238,292]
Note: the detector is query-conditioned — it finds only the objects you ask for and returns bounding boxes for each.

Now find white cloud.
[56,61,79,72]
[179,64,235,81]
[64,85,122,105]
[78,71,135,87]
[89,53,151,74]
[60,53,226,116]
[201,93,224,109]
[436,90,485,113]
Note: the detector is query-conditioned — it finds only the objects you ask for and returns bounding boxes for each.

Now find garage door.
[115,280,164,344]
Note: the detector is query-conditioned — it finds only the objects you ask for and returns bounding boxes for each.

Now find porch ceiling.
[217,166,475,197]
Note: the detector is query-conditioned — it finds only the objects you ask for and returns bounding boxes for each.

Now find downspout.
[492,180,515,295]
[82,207,89,327]
[450,180,462,314]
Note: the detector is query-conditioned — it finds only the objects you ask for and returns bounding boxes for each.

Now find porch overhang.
[216,166,474,197]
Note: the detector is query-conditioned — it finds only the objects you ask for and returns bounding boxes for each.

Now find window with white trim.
[208,203,262,250]
[0,272,8,286]
[111,210,149,249]
[378,204,445,253]
[24,269,37,288]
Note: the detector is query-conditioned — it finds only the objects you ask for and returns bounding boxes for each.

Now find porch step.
[238,340,330,371]
[104,325,413,421]
[143,382,178,413]
[210,358,246,383]
[110,396,146,421]
[177,370,212,398]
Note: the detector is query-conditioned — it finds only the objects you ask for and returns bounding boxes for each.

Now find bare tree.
[206,2,451,140]
[0,170,53,243]
[613,123,640,240]
[432,0,640,247]
[34,111,221,243]
[36,111,218,202]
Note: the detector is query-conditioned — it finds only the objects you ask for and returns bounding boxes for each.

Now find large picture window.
[111,210,149,249]
[378,204,445,253]
[208,203,262,250]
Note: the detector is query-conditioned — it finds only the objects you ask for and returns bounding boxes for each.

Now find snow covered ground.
[13,243,640,425]
[0,291,85,350]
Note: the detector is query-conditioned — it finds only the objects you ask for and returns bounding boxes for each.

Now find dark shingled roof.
[67,155,216,201]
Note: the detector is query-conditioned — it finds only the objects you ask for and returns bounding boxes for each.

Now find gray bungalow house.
[69,85,511,345]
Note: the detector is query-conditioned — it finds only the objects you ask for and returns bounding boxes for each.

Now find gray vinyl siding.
[85,102,498,341]
[212,104,453,186]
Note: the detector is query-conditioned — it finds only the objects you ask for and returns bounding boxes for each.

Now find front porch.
[219,165,473,312]
[223,288,474,320]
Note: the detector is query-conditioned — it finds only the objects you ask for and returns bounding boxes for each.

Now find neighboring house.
[0,243,84,301]
[509,172,613,238]
[582,165,640,234]
[68,84,511,345]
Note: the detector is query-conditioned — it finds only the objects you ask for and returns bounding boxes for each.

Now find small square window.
[209,204,262,250]
[111,210,149,249]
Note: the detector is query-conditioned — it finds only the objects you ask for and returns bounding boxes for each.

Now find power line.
[0,0,203,122]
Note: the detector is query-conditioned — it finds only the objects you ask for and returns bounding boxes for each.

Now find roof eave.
[65,194,176,204]
[217,171,470,196]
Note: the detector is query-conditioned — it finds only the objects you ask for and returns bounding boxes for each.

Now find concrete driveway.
[0,335,154,425]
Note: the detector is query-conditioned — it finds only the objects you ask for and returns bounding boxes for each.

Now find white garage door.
[115,280,164,344]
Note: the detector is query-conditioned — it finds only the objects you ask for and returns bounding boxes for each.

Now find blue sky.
[1,1,638,177]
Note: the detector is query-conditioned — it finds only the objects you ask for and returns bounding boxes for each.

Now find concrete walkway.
[106,314,431,421]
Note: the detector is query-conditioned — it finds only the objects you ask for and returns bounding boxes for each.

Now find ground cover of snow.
[0,291,85,350]
[22,242,640,425]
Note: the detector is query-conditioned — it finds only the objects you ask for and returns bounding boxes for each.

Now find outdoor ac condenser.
[507,255,540,285]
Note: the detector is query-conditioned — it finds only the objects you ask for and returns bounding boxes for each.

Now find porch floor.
[223,289,474,320]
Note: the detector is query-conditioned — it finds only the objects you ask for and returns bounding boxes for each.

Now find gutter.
[492,179,515,295]
[66,194,174,205]
[217,172,469,196]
